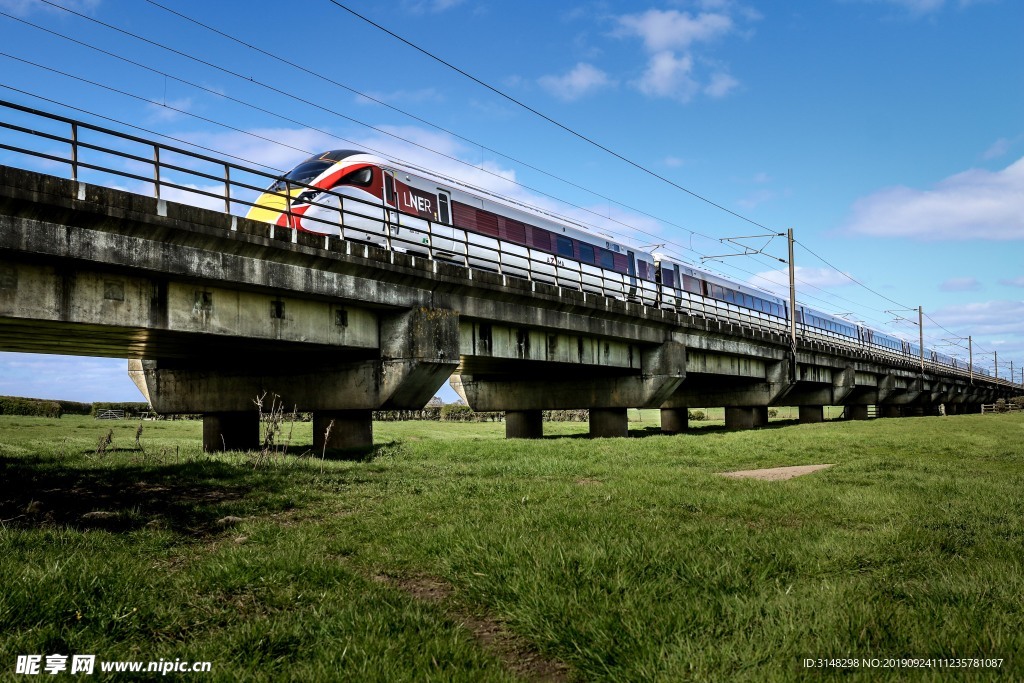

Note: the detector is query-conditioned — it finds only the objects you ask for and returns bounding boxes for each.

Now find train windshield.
[270,159,334,192]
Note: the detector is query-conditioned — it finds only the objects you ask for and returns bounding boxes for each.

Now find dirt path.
[719,464,834,480]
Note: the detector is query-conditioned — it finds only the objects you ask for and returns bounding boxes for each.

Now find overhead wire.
[325,0,984,342]
[4,7,837,307]
[324,0,775,233]
[7,3,1012,363]
[0,47,916,339]
[25,0,924,330]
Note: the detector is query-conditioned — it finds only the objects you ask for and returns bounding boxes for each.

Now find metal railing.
[0,98,1016,388]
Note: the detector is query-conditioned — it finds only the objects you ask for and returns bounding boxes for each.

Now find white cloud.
[929,300,1024,339]
[145,98,195,123]
[704,71,740,98]
[737,189,777,209]
[999,277,1024,287]
[179,127,341,172]
[842,156,1024,240]
[636,51,699,101]
[538,63,615,101]
[939,277,982,292]
[355,88,444,106]
[614,8,748,103]
[0,0,100,16]
[616,9,734,52]
[982,136,1022,161]
[749,266,854,297]
[400,0,465,13]
[849,0,997,16]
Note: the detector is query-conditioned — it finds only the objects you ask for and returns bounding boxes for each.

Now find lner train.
[246,150,967,374]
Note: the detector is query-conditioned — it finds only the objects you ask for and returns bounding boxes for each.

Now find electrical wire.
[8,4,1015,365]
[324,0,776,233]
[24,0,926,331]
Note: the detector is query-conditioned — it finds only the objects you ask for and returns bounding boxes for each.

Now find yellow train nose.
[245,190,298,223]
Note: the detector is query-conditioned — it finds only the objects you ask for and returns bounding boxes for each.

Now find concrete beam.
[663,359,793,408]
[451,340,686,411]
[131,307,460,414]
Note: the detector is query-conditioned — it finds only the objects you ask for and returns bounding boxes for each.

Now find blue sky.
[0,0,1022,402]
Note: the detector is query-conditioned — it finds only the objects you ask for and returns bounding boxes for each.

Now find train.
[246,150,974,375]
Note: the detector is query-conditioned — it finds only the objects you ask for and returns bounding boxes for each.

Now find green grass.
[2,413,1022,681]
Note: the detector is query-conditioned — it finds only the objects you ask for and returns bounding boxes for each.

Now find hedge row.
[0,396,63,418]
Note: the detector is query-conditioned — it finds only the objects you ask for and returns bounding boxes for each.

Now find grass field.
[1,412,1022,681]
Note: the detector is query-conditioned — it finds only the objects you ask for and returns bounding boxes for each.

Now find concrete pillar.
[660,408,689,434]
[880,405,902,418]
[203,411,259,452]
[845,405,869,421]
[313,410,373,451]
[725,406,768,430]
[506,410,543,439]
[589,408,628,438]
[798,405,824,424]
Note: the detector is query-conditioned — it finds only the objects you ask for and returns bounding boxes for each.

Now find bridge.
[0,103,1016,451]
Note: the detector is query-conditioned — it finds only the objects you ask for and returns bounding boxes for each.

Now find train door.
[627,251,638,301]
[382,168,398,245]
[432,189,457,260]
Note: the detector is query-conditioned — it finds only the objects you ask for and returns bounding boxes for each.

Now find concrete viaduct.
[0,165,1013,451]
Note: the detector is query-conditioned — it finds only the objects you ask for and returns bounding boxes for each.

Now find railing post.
[283,179,292,231]
[337,196,346,242]
[70,122,79,183]
[223,163,231,214]
[153,144,161,200]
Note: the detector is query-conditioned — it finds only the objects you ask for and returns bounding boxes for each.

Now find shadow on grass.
[0,453,303,537]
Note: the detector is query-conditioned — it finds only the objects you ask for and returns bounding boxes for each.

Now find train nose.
[245,190,300,223]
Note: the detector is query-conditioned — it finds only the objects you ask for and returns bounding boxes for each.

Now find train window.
[579,243,595,264]
[556,236,574,258]
[661,268,675,287]
[340,167,373,187]
[599,249,615,269]
[531,226,551,251]
[683,275,701,294]
[284,160,331,184]
[384,173,395,204]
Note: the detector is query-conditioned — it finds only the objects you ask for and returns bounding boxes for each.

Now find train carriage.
[246,150,978,381]
[246,150,658,303]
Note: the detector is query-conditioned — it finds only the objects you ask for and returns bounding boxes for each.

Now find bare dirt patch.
[720,464,835,480]
[375,573,570,682]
